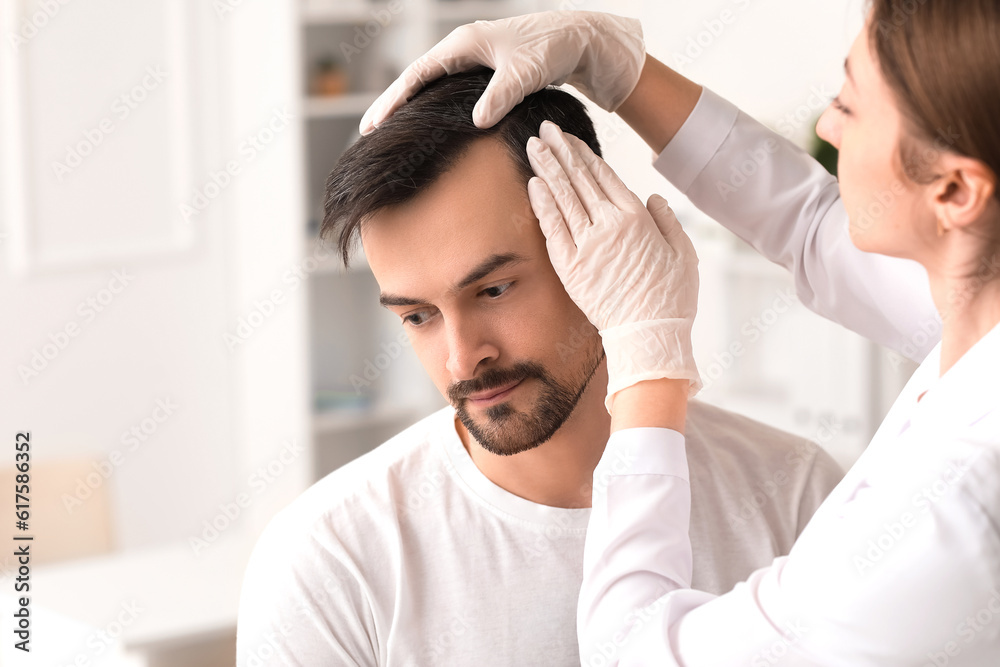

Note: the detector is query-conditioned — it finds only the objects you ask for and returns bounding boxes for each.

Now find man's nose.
[444,316,499,380]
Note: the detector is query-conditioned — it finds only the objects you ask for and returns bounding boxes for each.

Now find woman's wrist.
[616,54,703,155]
[609,378,689,434]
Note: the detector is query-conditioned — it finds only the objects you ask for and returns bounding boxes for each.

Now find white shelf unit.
[305,91,381,119]
[299,0,549,478]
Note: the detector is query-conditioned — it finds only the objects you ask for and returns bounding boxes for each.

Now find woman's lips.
[466,379,523,407]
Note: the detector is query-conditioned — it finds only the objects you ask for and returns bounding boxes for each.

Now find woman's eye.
[481,282,513,298]
[832,97,851,115]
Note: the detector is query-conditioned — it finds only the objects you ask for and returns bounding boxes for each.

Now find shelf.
[305,92,380,119]
[301,1,392,25]
[303,1,527,26]
[313,403,424,434]
[434,0,526,22]
[307,236,371,276]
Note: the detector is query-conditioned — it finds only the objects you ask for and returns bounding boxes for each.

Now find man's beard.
[448,347,605,457]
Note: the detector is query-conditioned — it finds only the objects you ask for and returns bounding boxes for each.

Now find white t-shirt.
[236,400,843,666]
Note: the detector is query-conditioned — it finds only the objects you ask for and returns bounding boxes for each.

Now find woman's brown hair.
[868,0,1000,192]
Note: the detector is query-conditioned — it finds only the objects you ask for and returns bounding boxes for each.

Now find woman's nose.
[815,105,842,150]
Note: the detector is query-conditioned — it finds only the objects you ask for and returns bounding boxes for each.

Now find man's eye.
[481,282,513,298]
[832,97,852,116]
[403,311,432,326]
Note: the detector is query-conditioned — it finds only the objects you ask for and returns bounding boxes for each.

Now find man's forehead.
[361,138,543,286]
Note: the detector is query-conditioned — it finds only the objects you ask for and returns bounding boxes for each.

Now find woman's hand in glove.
[360,11,646,135]
[525,120,702,414]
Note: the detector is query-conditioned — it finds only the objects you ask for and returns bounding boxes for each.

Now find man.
[235,69,843,666]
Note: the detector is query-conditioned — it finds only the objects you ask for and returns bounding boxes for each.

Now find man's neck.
[455,376,611,509]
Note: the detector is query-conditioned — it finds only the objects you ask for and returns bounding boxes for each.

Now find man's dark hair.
[321,67,602,265]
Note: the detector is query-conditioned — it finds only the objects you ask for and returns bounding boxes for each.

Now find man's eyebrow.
[377,252,527,308]
[453,252,526,292]
[379,293,424,307]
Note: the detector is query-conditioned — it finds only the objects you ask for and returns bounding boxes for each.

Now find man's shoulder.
[257,406,456,545]
[685,399,841,479]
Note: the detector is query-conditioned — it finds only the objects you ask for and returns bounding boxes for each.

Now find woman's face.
[816,21,939,262]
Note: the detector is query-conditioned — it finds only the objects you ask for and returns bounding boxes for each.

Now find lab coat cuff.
[598,427,688,480]
[652,86,740,193]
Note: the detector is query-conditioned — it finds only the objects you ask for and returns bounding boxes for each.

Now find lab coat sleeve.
[577,423,792,666]
[236,512,379,667]
[577,426,694,664]
[652,87,940,362]
[579,429,1000,666]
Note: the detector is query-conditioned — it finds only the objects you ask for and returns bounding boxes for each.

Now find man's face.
[362,137,605,456]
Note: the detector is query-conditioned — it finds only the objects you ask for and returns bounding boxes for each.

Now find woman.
[364,1,1000,664]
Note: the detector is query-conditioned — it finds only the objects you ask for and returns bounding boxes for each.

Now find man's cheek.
[411,339,451,397]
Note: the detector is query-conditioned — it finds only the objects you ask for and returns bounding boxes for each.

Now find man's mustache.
[447,362,548,402]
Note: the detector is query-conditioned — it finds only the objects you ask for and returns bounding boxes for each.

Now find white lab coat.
[577,88,1000,666]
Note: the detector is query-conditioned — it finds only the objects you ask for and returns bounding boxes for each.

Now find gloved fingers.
[360,59,441,135]
[473,64,530,129]
[360,24,491,135]
[537,121,611,220]
[647,194,698,263]
[527,176,576,258]
[527,136,593,239]
[562,133,640,212]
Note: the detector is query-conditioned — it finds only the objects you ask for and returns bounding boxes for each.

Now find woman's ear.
[928,154,997,233]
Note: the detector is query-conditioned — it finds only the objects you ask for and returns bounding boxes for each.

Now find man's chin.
[456,402,557,457]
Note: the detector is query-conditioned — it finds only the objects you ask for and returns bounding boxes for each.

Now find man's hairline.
[355,134,534,261]
[359,135,538,310]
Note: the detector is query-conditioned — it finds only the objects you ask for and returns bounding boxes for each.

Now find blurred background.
[0,0,916,664]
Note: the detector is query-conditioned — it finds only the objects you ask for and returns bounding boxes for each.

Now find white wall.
[0,0,309,554]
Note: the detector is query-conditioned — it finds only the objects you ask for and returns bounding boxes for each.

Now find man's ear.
[928,153,997,233]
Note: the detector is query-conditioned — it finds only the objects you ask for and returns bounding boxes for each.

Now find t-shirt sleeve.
[793,443,845,539]
[236,513,380,667]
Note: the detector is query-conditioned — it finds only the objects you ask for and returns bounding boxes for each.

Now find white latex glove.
[526,120,702,412]
[359,11,645,135]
